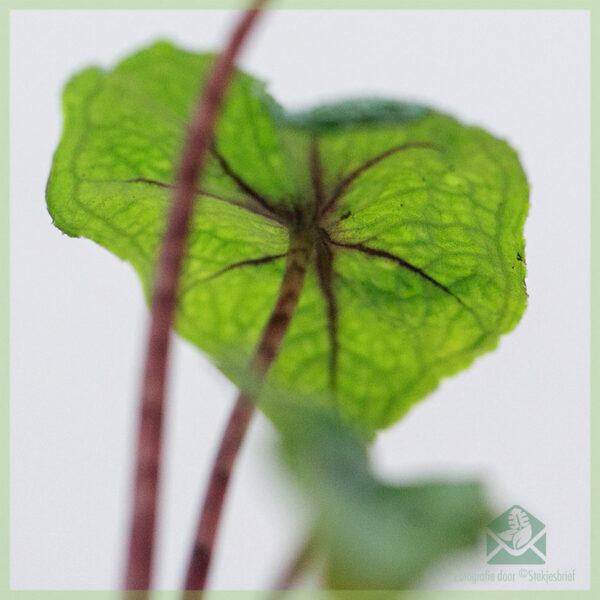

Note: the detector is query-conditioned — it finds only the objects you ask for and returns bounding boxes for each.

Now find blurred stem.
[123,2,267,594]
[271,535,317,595]
[183,237,311,594]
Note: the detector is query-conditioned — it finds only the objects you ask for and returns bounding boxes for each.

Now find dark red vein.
[329,238,465,306]
[315,240,339,392]
[309,137,325,216]
[124,176,228,201]
[320,142,441,217]
[180,253,287,295]
[211,146,280,216]
[124,177,284,224]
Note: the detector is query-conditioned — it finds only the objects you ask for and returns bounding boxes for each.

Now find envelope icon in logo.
[486,505,546,564]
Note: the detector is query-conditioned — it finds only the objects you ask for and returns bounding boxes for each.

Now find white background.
[10,10,590,591]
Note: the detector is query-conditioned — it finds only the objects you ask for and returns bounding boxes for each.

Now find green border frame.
[3,1,594,599]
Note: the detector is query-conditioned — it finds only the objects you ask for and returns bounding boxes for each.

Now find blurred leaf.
[47,41,528,436]
[275,398,490,590]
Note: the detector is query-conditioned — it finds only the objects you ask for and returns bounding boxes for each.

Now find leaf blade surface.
[47,42,529,436]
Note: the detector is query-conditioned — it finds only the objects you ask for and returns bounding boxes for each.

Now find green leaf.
[47,41,528,436]
[275,397,490,589]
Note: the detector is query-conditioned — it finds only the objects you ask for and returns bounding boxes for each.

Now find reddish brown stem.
[123,3,267,592]
[183,238,311,595]
[272,535,316,595]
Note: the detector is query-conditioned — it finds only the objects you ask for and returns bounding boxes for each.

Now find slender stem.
[183,237,311,594]
[271,535,316,595]
[123,3,267,592]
